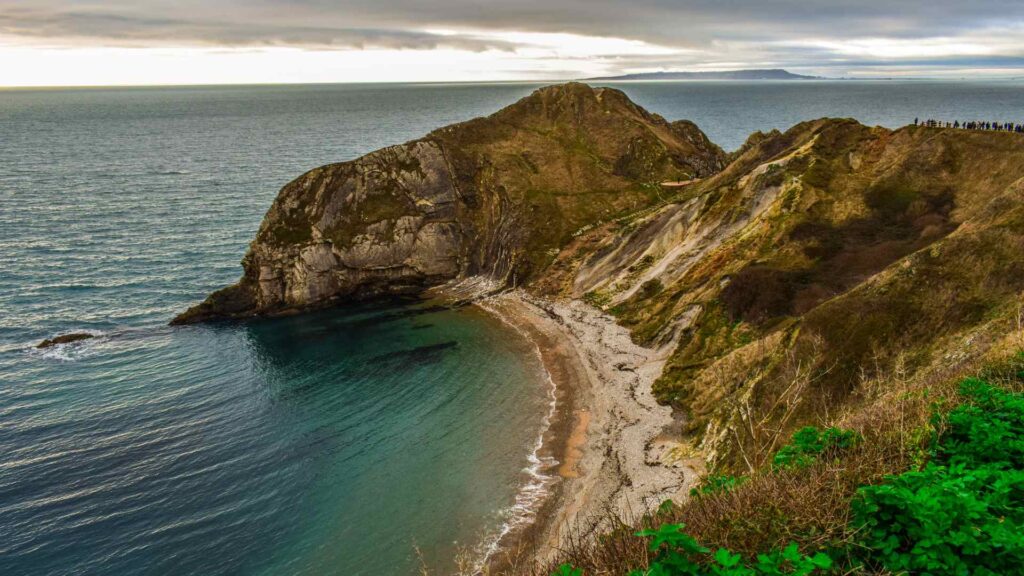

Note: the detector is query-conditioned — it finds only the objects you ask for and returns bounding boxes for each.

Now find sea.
[1,79,1022,576]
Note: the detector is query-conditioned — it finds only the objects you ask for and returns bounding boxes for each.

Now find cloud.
[2,0,1024,77]
[0,7,516,51]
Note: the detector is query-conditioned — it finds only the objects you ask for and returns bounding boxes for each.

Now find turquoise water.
[1,80,1022,575]
[1,305,550,575]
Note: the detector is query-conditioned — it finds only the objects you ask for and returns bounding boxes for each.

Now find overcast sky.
[3,0,1024,86]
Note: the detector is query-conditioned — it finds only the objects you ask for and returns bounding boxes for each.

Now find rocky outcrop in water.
[37,333,94,348]
[173,83,726,323]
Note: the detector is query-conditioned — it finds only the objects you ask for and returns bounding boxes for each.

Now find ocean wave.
[149,169,191,176]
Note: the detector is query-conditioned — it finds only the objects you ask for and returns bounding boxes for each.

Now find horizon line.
[3,74,1022,90]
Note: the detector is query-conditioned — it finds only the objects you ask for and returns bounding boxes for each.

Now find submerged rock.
[173,83,726,324]
[37,333,94,348]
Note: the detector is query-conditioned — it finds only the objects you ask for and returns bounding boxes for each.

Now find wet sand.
[557,411,589,479]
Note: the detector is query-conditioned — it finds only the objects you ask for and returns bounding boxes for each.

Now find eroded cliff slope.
[173,83,725,323]
[540,118,1024,468]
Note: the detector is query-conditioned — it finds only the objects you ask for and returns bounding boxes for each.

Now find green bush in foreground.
[852,379,1024,575]
[933,377,1024,470]
[552,376,1024,576]
[852,464,1024,575]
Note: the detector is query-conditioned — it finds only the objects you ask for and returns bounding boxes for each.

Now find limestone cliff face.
[172,83,726,323]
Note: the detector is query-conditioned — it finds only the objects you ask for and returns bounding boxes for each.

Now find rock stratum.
[172,83,725,324]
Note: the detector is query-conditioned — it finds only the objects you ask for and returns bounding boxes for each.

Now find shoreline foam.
[475,291,701,573]
[471,300,561,572]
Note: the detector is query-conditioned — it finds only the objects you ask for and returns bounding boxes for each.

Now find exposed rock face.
[248,140,462,311]
[173,83,726,323]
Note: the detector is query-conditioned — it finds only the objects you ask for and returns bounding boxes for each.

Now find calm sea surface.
[1,79,1022,575]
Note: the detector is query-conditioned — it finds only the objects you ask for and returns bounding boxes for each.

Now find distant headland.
[586,68,822,81]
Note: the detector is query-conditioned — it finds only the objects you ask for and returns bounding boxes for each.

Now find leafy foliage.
[690,474,747,497]
[772,427,860,470]
[933,377,1024,470]
[624,524,832,576]
[553,565,583,576]
[852,464,1024,575]
[852,379,1024,575]
[550,378,1024,576]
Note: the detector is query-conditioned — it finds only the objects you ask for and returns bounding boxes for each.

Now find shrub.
[627,524,832,576]
[852,464,1024,575]
[772,427,861,470]
[544,377,1024,576]
[583,289,613,308]
[933,377,1024,470]
[720,267,803,323]
[690,474,747,497]
[852,379,1024,575]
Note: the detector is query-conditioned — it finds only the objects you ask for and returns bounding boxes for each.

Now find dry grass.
[493,120,1024,576]
[503,316,1024,576]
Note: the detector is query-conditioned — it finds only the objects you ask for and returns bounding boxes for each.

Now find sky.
[2,0,1024,86]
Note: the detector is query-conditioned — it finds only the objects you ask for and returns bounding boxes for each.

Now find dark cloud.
[0,6,516,50]
[2,0,1024,73]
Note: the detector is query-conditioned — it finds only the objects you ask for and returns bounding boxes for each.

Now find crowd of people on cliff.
[915,118,1024,132]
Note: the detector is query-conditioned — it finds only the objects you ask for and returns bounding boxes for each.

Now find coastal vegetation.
[523,112,1024,571]
[545,357,1024,575]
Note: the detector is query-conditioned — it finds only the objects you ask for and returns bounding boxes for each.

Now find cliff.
[531,117,1024,575]
[537,117,1024,467]
[172,83,725,324]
